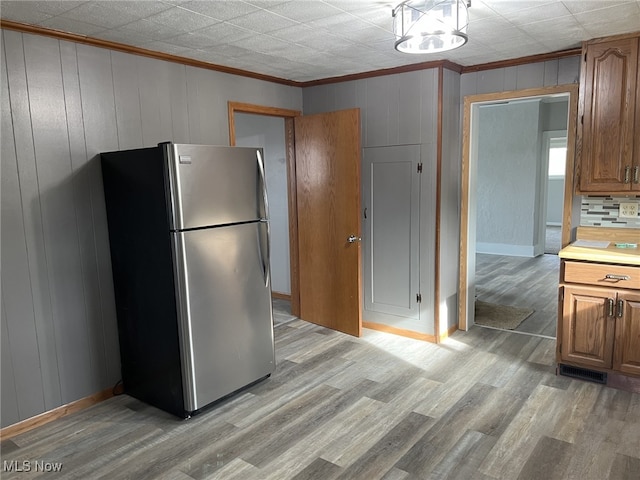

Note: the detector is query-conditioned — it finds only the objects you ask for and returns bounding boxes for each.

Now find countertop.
[559,241,640,266]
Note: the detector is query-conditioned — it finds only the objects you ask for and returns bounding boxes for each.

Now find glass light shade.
[393,0,469,54]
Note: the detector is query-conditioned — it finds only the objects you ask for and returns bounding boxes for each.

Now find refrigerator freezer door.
[165,144,266,230]
[172,222,275,412]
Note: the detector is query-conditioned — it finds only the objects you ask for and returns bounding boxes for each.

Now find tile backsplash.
[581,195,640,228]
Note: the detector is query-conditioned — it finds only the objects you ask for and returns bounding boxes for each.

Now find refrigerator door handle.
[257,151,271,287]
[170,232,198,411]
[258,220,271,287]
[257,150,270,221]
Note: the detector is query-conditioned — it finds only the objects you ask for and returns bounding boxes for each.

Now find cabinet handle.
[624,166,631,184]
[617,299,624,318]
[608,298,615,317]
[604,274,631,282]
[634,166,639,184]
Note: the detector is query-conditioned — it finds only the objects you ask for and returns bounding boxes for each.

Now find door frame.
[540,129,568,232]
[228,102,302,317]
[458,84,579,331]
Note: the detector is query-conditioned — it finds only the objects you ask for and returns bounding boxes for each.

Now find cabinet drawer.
[563,261,640,289]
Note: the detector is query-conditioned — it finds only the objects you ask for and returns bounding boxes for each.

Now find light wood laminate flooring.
[475,253,560,338]
[2,300,638,480]
[545,226,562,255]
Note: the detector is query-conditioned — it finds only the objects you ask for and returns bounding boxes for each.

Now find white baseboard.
[476,242,535,257]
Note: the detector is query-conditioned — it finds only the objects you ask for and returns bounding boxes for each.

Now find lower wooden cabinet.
[613,292,640,376]
[559,278,640,378]
[560,285,617,370]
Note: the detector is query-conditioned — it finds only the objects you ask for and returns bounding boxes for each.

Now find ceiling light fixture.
[392,0,470,54]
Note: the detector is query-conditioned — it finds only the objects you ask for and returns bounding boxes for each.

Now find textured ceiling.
[1,0,640,82]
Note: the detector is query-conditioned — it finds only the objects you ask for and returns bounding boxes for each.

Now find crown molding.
[0,19,303,87]
[1,19,583,87]
[300,59,464,87]
[460,47,582,74]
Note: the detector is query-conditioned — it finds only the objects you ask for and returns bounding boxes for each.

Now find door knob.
[347,235,361,243]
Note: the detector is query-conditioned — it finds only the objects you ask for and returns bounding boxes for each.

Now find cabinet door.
[579,37,639,192]
[362,145,421,329]
[561,286,617,369]
[613,292,640,375]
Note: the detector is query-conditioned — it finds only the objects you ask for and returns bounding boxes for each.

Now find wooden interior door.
[294,109,362,337]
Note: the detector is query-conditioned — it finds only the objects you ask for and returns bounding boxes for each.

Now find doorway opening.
[228,103,363,337]
[458,85,579,334]
[543,132,567,255]
[228,102,301,316]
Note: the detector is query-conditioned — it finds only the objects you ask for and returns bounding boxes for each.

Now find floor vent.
[559,364,607,384]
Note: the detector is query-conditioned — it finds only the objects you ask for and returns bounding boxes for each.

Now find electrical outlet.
[619,202,639,218]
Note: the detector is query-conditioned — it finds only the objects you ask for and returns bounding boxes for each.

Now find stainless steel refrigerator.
[101,142,275,418]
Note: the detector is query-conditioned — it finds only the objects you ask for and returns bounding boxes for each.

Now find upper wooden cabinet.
[576,33,640,193]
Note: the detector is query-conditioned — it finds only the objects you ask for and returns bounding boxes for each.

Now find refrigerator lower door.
[172,221,275,413]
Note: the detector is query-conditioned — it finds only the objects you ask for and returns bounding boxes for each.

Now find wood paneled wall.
[460,56,581,96]
[302,70,439,148]
[0,29,302,428]
[439,68,462,336]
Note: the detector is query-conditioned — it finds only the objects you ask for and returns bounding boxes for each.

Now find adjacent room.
[470,95,570,338]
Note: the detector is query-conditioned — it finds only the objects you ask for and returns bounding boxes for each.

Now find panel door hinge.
[580,115,583,125]
[417,163,423,174]
[416,293,422,303]
[584,52,587,62]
